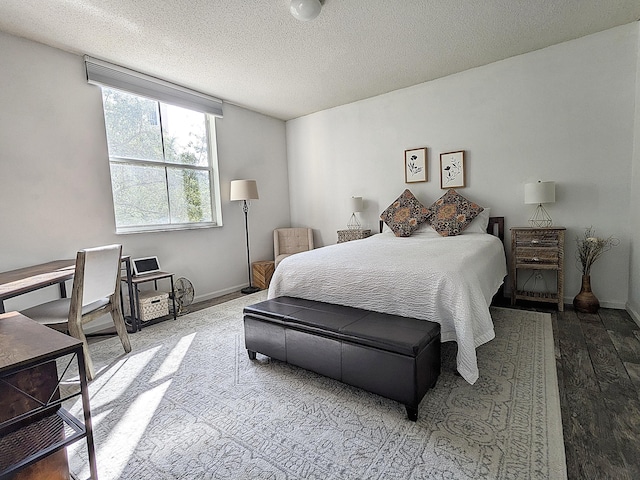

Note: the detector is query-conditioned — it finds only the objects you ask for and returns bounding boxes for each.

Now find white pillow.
[461,208,491,234]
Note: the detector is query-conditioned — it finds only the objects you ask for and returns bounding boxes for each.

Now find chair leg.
[111,304,132,353]
[67,319,96,381]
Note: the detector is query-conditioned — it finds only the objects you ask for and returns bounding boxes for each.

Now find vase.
[573,274,600,313]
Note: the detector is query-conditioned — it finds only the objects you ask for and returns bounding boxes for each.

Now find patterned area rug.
[65,292,566,479]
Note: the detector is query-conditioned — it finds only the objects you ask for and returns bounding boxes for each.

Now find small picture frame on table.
[440,150,465,188]
[404,148,427,183]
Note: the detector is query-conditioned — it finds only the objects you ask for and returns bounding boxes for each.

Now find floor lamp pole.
[241,200,259,294]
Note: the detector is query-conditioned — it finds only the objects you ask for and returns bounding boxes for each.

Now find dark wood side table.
[0,312,98,479]
[510,227,566,311]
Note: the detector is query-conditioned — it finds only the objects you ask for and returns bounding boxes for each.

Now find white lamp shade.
[524,181,555,204]
[349,196,363,213]
[290,0,322,21]
[230,180,259,201]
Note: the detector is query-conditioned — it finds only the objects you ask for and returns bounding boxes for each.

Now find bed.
[267,216,507,385]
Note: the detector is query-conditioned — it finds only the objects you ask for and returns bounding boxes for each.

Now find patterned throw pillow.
[380,189,430,237]
[427,189,484,236]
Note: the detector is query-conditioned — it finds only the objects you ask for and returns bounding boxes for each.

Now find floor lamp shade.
[231,179,260,294]
[230,180,259,201]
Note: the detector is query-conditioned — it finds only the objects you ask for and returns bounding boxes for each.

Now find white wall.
[0,31,290,315]
[629,24,640,325]
[286,23,639,309]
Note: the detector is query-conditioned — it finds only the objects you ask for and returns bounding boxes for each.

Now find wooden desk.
[0,258,137,332]
[0,312,98,479]
[0,260,75,314]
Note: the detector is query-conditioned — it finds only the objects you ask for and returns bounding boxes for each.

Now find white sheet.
[268,230,507,384]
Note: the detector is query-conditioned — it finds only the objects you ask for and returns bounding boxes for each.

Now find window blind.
[84,56,223,117]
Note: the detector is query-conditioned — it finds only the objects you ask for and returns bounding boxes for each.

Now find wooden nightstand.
[252,260,275,290]
[510,227,566,311]
[337,229,371,243]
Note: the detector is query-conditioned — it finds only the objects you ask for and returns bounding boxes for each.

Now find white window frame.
[85,57,223,234]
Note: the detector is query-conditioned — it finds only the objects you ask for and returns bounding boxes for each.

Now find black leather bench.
[243,296,441,421]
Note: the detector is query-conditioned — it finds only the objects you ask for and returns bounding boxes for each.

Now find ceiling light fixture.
[290,0,322,21]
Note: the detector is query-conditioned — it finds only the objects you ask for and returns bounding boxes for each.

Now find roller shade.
[84,56,223,117]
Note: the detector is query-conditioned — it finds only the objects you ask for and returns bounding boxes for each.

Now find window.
[85,56,223,233]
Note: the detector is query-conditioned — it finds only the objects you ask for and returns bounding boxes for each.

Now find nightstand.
[510,227,566,311]
[337,229,371,243]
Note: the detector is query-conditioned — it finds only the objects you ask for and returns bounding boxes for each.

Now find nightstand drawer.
[515,231,559,247]
[515,249,559,265]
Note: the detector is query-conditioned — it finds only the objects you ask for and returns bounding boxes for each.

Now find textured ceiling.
[0,1,638,120]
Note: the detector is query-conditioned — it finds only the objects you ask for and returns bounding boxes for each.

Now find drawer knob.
[530,239,540,244]
[532,257,540,262]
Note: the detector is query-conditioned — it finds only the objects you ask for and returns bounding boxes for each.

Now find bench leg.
[406,405,418,422]
[247,350,257,360]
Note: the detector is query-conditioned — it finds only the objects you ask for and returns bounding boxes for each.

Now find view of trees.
[102,88,213,229]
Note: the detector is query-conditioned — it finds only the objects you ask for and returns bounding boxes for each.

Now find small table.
[252,261,275,290]
[337,229,372,243]
[510,227,566,311]
[126,272,177,331]
[0,312,98,479]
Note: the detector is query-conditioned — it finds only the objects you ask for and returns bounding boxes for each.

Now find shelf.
[515,290,559,301]
[0,409,85,477]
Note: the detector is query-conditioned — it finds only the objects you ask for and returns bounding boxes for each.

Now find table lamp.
[347,196,363,230]
[524,181,555,227]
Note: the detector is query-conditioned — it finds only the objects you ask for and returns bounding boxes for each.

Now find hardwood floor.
[495,299,640,480]
[554,306,640,480]
[124,291,640,479]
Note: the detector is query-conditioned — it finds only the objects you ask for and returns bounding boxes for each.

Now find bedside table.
[510,227,566,311]
[337,229,372,243]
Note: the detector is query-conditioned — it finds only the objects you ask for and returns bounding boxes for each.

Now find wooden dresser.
[510,227,566,311]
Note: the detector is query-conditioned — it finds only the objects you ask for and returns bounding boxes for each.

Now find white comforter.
[268,230,507,384]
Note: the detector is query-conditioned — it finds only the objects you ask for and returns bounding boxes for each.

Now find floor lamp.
[230,179,260,294]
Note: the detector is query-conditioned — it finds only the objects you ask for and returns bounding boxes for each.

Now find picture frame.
[404,148,427,183]
[440,150,465,188]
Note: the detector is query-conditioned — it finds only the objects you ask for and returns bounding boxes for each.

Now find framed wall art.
[404,147,427,183]
[440,150,465,188]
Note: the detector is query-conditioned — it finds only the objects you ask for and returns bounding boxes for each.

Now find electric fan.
[172,277,195,315]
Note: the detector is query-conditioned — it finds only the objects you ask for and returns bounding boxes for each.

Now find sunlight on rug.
[65,292,567,479]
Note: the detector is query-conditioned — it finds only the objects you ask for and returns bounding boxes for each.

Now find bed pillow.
[380,189,430,237]
[426,189,484,237]
[461,207,491,234]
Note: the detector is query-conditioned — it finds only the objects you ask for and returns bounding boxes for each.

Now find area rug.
[65,292,567,479]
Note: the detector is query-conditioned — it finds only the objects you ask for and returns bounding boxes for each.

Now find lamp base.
[241,286,261,295]
[528,204,553,228]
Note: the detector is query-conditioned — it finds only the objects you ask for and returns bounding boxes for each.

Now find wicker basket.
[126,290,169,322]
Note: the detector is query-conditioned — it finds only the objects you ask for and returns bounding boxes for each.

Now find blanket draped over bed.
[268,230,507,384]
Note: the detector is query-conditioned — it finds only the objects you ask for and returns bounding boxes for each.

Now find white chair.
[21,244,131,380]
[274,228,314,268]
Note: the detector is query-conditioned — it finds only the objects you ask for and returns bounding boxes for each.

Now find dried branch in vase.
[575,226,619,276]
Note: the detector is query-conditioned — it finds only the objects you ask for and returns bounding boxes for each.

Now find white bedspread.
[268,230,507,384]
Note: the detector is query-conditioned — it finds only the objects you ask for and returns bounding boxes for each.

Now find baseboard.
[194,284,251,303]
